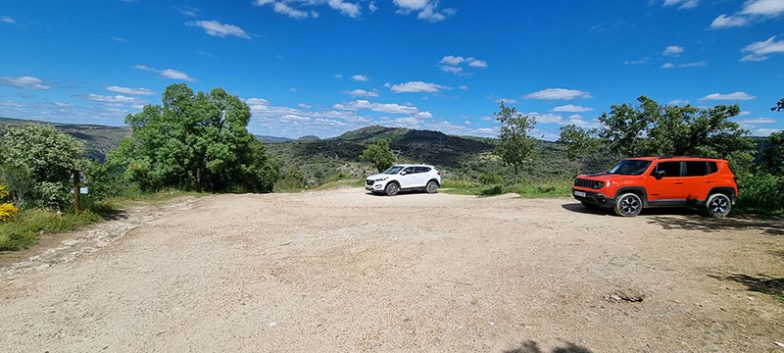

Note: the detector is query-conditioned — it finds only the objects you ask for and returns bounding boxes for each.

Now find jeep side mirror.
[400,171,407,175]
[655,170,665,179]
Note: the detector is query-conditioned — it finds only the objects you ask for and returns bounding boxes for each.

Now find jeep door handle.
[674,181,684,185]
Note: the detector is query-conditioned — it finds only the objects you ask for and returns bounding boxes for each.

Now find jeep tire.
[614,193,643,217]
[706,193,731,218]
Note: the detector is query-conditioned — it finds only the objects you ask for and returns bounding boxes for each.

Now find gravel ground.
[1,189,782,353]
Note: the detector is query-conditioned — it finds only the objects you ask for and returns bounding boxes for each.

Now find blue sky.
[0,0,782,139]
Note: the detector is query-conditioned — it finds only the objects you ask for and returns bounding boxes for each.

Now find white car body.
[365,164,441,196]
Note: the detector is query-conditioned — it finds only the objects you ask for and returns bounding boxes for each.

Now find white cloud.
[525,88,592,100]
[344,89,379,97]
[333,99,420,114]
[254,0,361,19]
[528,112,563,124]
[669,99,690,105]
[754,128,781,136]
[393,0,455,22]
[710,14,749,29]
[497,98,518,104]
[135,64,195,82]
[663,45,685,56]
[710,0,784,29]
[699,92,756,101]
[740,0,784,16]
[0,16,15,24]
[86,94,140,104]
[663,61,707,69]
[552,104,593,113]
[740,36,784,62]
[0,76,50,90]
[624,57,648,65]
[662,0,699,9]
[106,86,155,95]
[735,117,776,126]
[387,81,449,93]
[351,74,369,82]
[188,20,251,39]
[327,0,361,17]
[369,1,378,12]
[438,55,487,74]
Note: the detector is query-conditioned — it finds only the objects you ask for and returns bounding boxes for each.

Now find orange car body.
[572,157,739,209]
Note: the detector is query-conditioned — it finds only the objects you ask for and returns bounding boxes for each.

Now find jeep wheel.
[614,193,643,217]
[426,181,439,194]
[385,183,400,196]
[706,193,731,218]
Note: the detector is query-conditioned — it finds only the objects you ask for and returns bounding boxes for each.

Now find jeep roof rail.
[656,155,720,160]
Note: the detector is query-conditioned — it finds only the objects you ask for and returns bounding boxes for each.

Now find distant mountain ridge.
[0,118,497,167]
[0,117,131,161]
[265,125,498,168]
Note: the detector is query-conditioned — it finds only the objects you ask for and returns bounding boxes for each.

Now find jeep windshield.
[382,166,405,175]
[608,160,651,175]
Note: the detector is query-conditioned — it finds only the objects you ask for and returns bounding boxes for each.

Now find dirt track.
[1,189,783,353]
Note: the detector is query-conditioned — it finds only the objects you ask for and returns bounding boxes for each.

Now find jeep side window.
[685,161,709,176]
[402,167,416,175]
[707,162,718,174]
[417,167,431,173]
[655,161,681,177]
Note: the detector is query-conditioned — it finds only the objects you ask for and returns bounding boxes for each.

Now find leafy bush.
[479,173,504,185]
[0,124,84,210]
[736,172,784,216]
[0,203,18,223]
[0,183,19,222]
[480,184,507,196]
[32,181,71,210]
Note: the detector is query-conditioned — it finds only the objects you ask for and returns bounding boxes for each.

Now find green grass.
[0,189,206,252]
[442,178,572,198]
[0,208,103,251]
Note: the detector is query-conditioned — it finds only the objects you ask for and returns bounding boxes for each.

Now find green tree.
[598,96,754,161]
[772,98,784,112]
[360,139,396,172]
[494,102,538,180]
[762,131,784,173]
[0,124,85,209]
[558,125,604,174]
[109,84,279,193]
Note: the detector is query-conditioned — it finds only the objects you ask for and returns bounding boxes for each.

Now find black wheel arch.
[706,187,736,203]
[385,180,401,189]
[427,178,440,186]
[615,187,649,206]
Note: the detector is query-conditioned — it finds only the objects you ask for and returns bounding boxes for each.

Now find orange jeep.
[572,157,738,218]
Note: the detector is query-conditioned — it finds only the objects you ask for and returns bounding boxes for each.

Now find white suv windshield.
[383,166,404,175]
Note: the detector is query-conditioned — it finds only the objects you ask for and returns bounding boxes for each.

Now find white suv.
[365,164,441,196]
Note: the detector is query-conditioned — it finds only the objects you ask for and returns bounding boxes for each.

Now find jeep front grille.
[574,178,604,189]
[366,179,375,186]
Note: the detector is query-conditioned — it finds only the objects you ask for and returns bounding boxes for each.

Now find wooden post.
[73,170,80,213]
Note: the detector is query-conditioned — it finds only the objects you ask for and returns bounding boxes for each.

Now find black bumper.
[572,188,616,207]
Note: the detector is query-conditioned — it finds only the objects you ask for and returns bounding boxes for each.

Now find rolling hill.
[0,117,576,183]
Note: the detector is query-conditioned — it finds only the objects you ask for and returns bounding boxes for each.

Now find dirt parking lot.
[1,189,782,353]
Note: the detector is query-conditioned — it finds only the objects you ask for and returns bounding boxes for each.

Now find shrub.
[0,202,18,223]
[0,183,19,223]
[479,173,504,185]
[480,184,507,196]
